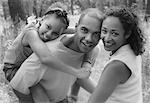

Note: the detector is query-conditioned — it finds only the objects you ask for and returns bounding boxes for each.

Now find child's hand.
[76,67,91,79]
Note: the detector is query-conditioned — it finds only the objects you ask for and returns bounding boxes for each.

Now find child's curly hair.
[44,8,69,29]
[103,6,146,56]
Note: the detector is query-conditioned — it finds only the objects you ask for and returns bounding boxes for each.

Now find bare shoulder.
[22,29,38,46]
[106,60,130,73]
[105,60,131,83]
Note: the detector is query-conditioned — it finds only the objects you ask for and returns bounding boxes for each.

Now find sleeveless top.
[3,21,39,67]
[105,45,143,103]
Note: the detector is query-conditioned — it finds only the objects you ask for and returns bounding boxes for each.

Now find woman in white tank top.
[88,6,145,103]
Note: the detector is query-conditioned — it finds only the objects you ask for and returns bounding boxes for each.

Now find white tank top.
[105,45,143,103]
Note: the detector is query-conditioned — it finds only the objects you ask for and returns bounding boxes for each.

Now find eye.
[111,31,119,37]
[101,29,107,34]
[47,24,52,30]
[80,27,88,33]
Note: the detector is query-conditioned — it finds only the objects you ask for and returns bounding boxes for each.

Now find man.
[10,8,103,103]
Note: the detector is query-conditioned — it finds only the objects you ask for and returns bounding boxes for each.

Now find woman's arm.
[24,29,89,79]
[87,60,131,103]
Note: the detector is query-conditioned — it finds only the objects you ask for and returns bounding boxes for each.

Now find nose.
[104,32,111,42]
[45,30,52,39]
[84,33,93,43]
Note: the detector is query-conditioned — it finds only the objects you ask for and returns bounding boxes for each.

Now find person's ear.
[125,31,131,39]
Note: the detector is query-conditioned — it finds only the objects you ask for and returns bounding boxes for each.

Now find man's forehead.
[79,16,101,32]
[80,15,101,27]
[79,25,100,32]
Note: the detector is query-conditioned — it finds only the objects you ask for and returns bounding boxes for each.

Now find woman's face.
[101,16,128,52]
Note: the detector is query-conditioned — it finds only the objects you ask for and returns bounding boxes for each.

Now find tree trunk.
[128,0,136,7]
[113,0,119,6]
[70,0,74,15]
[120,0,127,6]
[21,0,34,18]
[78,0,91,11]
[146,0,150,14]
[8,0,27,23]
[0,2,5,64]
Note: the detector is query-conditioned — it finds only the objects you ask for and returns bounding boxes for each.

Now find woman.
[88,6,145,103]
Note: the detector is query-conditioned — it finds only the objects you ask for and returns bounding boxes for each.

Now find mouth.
[81,41,93,48]
[40,33,49,42]
[43,34,49,40]
[104,42,114,48]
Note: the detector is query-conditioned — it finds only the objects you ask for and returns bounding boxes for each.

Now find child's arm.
[63,28,75,34]
[77,78,96,93]
[68,78,96,103]
[23,29,89,79]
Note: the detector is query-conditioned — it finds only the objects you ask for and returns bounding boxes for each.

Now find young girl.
[88,6,145,103]
[3,7,92,82]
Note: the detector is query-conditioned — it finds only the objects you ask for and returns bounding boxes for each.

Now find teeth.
[105,42,112,46]
[82,42,93,47]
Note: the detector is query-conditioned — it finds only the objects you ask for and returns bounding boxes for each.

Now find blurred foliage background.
[0,0,150,103]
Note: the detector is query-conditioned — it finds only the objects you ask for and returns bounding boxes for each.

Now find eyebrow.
[81,26,88,29]
[111,29,118,32]
[102,27,119,32]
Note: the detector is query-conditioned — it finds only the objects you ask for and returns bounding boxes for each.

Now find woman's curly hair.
[103,6,146,56]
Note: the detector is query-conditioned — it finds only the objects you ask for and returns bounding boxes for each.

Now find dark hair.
[103,6,145,55]
[44,8,69,29]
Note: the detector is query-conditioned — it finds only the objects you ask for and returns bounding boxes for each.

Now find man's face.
[38,15,66,42]
[74,15,101,53]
